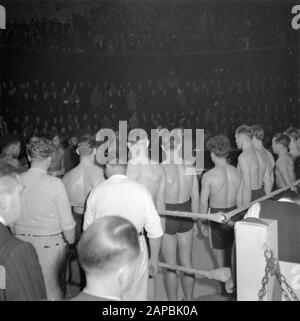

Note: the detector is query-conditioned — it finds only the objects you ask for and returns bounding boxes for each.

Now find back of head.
[207,135,231,158]
[284,127,299,140]
[105,153,127,177]
[78,216,140,274]
[273,133,290,149]
[251,124,264,141]
[235,125,254,140]
[26,137,55,160]
[77,135,96,157]
[160,128,182,151]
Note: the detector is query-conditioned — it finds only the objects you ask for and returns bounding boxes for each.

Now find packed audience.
[2,1,298,53]
[0,69,298,151]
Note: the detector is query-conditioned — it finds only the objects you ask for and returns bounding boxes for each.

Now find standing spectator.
[14,137,75,300]
[0,163,47,301]
[83,156,163,301]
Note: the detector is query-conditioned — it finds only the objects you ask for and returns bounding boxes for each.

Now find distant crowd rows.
[2,1,298,53]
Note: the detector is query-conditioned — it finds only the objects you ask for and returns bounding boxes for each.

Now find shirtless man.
[199,135,241,268]
[235,125,270,206]
[127,128,166,300]
[48,134,65,178]
[284,127,300,158]
[272,133,296,189]
[252,125,275,192]
[63,135,105,242]
[161,129,200,301]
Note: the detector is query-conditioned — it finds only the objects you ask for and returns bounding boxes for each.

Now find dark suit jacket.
[259,200,300,264]
[0,222,47,301]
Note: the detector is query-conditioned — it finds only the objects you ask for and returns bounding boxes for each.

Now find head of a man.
[272,133,290,155]
[235,125,254,150]
[78,216,140,294]
[0,163,23,226]
[127,128,149,160]
[105,154,127,178]
[207,135,231,164]
[160,128,182,153]
[0,135,21,158]
[77,135,97,160]
[251,124,264,146]
[26,137,55,170]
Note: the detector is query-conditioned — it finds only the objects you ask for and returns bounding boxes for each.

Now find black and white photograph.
[0,0,299,306]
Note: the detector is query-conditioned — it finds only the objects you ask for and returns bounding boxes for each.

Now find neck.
[164,150,182,163]
[31,161,48,172]
[80,156,94,166]
[130,148,149,162]
[214,157,227,167]
[278,149,288,157]
[242,140,253,151]
[254,140,263,149]
[84,273,122,300]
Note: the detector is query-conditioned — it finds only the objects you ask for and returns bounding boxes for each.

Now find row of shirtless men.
[60,123,299,300]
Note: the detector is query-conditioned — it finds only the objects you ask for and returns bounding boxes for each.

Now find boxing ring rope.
[159,179,300,224]
[158,262,231,283]
[157,179,300,286]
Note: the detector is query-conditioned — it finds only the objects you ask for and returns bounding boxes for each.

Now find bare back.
[127,161,166,209]
[63,163,105,210]
[238,147,267,190]
[162,162,194,204]
[275,154,295,188]
[207,164,241,208]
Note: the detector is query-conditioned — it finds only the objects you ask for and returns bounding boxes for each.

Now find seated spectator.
[0,163,47,301]
[14,137,75,300]
[72,216,141,301]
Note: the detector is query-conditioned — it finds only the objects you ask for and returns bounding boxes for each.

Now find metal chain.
[258,247,299,301]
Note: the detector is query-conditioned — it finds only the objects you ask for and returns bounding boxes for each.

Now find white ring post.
[235,218,278,301]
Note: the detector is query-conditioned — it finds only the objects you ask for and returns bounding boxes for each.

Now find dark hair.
[77,135,96,156]
[78,216,140,273]
[235,125,254,139]
[251,124,264,141]
[207,135,231,158]
[26,137,55,159]
[273,133,290,149]
[284,127,299,140]
[0,134,20,152]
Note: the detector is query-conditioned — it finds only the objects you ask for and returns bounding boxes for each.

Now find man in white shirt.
[83,156,163,300]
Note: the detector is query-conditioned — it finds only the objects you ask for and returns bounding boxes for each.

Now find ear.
[76,148,80,155]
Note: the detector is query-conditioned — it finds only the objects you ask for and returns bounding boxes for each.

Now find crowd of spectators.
[0,69,298,152]
[1,1,298,54]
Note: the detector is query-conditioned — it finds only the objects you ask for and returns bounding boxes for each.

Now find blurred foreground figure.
[0,163,46,300]
[72,216,140,301]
